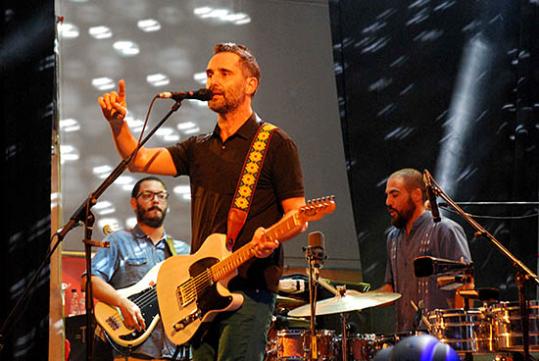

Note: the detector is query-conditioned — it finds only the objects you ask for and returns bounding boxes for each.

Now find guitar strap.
[226,122,277,251]
[165,235,177,256]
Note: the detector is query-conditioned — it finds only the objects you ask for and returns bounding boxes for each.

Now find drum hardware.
[423,169,539,361]
[458,288,501,304]
[288,288,401,361]
[426,307,495,354]
[410,300,431,331]
[491,300,539,352]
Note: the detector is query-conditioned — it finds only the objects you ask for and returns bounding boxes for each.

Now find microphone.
[307,231,326,267]
[414,256,473,277]
[158,88,213,101]
[423,169,441,222]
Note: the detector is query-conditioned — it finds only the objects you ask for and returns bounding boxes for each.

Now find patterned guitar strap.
[226,122,277,251]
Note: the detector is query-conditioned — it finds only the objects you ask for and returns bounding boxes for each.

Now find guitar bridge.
[172,309,202,331]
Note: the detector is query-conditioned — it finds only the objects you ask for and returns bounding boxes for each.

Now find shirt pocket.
[123,257,149,282]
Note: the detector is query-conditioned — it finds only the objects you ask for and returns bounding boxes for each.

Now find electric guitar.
[94,262,162,349]
[156,196,336,345]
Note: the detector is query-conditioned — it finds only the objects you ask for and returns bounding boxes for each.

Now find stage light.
[372,335,459,361]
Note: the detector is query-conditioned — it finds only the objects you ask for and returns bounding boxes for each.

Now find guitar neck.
[210,211,302,282]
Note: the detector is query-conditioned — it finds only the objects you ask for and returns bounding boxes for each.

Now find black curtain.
[329,0,538,332]
[1,0,55,359]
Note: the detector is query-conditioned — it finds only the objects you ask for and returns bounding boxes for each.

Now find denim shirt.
[91,225,190,358]
[384,211,471,333]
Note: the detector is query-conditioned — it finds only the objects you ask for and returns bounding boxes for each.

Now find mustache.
[147,206,163,212]
[209,86,224,94]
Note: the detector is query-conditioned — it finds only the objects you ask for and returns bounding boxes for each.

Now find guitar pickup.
[172,309,202,331]
[177,284,197,307]
[106,316,121,330]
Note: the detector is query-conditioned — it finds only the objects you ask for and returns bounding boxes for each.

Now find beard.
[136,204,167,228]
[388,198,416,229]
[208,86,246,114]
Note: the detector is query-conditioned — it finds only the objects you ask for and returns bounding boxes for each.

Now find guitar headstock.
[299,196,336,222]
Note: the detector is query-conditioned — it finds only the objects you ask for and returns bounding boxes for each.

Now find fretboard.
[210,211,301,282]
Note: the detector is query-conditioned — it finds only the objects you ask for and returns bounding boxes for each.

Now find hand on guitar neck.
[252,197,310,258]
[252,227,280,258]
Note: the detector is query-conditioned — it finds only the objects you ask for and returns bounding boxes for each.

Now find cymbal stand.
[425,170,539,361]
[317,278,350,361]
[339,311,349,361]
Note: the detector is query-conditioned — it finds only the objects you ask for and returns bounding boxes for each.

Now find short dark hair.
[214,42,260,83]
[131,176,167,198]
[389,168,426,202]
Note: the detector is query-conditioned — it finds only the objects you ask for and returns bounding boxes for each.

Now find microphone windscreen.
[195,88,213,101]
[308,231,325,248]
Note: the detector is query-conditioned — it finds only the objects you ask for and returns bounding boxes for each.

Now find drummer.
[378,168,474,333]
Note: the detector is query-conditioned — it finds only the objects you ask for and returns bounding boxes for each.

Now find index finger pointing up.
[118,79,126,100]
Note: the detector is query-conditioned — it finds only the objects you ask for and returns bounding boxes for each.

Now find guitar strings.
[104,287,160,325]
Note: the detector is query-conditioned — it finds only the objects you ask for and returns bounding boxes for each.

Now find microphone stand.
[426,171,539,361]
[304,245,325,361]
[0,99,185,361]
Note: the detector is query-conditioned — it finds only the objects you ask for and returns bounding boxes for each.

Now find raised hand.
[98,79,127,123]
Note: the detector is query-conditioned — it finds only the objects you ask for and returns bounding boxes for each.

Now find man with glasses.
[84,176,190,360]
[98,43,306,360]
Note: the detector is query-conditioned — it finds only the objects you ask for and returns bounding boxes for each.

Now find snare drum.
[276,329,337,360]
[491,300,539,351]
[427,308,494,353]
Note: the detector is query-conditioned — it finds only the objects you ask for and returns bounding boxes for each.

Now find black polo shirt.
[167,114,304,290]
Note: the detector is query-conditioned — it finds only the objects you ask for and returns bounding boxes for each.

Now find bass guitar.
[156,196,336,345]
[94,262,162,349]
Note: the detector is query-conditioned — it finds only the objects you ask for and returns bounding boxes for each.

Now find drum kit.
[265,280,403,361]
[265,277,539,361]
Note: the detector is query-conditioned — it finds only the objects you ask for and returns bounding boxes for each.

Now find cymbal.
[288,290,401,317]
[276,295,306,308]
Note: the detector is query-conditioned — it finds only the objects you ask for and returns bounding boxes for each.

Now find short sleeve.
[268,129,304,201]
[90,235,119,282]
[437,219,472,263]
[166,136,196,176]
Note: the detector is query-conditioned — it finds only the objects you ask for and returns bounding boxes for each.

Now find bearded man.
[83,176,190,360]
[379,168,472,333]
[97,43,306,361]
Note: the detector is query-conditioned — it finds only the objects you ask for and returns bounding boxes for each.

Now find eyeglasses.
[136,191,169,201]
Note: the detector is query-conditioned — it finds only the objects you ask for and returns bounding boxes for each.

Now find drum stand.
[317,279,350,361]
[339,312,350,361]
[425,169,539,361]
